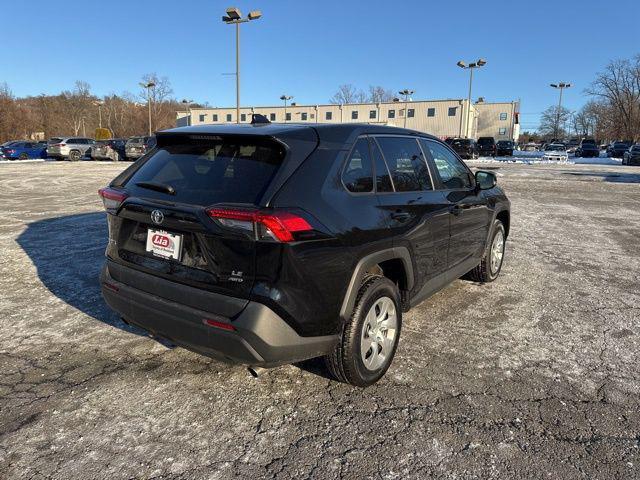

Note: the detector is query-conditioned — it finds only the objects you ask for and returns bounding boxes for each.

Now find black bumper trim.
[101,263,338,367]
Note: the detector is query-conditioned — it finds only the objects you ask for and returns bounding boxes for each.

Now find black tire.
[467,220,506,283]
[19,153,29,160]
[68,150,81,161]
[324,276,402,387]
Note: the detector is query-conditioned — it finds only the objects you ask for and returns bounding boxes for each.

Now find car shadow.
[561,170,640,183]
[16,212,153,339]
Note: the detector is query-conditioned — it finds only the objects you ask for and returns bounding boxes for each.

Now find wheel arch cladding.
[339,247,414,322]
[496,209,510,237]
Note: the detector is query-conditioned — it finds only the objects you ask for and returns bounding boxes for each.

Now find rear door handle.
[391,211,411,222]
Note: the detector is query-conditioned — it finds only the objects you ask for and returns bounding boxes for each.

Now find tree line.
[528,54,640,143]
[0,74,185,143]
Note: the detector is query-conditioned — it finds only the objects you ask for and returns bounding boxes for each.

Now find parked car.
[607,141,631,158]
[623,144,640,166]
[477,137,497,157]
[496,140,514,156]
[542,144,569,162]
[99,123,511,386]
[125,136,156,160]
[46,137,96,161]
[575,141,600,158]
[522,143,539,152]
[566,138,580,154]
[0,141,47,160]
[446,138,478,159]
[91,139,127,161]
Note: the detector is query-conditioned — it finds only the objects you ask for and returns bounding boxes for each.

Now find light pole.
[181,99,194,125]
[399,89,414,128]
[280,95,293,123]
[140,81,156,136]
[222,7,262,124]
[457,58,487,138]
[94,100,104,129]
[550,82,572,140]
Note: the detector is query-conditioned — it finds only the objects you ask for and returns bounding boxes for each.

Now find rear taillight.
[5,149,15,154]
[50,143,66,147]
[206,207,313,243]
[98,187,128,211]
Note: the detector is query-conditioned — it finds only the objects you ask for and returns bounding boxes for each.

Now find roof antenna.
[251,113,271,125]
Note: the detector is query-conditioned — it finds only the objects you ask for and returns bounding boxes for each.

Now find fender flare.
[339,247,414,321]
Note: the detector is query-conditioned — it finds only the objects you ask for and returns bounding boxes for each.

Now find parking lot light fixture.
[457,58,487,138]
[181,99,194,126]
[94,100,105,128]
[398,89,414,128]
[222,7,263,124]
[140,81,156,136]
[280,95,293,122]
[550,83,572,140]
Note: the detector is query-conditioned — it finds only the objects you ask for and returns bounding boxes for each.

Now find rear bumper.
[100,261,338,367]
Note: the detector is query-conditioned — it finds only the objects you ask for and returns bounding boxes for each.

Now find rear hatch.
[100,130,320,315]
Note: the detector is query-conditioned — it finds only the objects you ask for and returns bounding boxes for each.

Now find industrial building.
[176,99,520,141]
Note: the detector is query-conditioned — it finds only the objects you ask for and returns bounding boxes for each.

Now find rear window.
[123,137,285,206]
[451,139,471,146]
[477,137,495,145]
[48,138,63,144]
[127,137,144,144]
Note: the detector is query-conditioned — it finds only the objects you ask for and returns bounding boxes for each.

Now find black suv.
[477,137,497,157]
[575,139,599,158]
[496,140,514,156]
[445,138,478,159]
[99,123,510,386]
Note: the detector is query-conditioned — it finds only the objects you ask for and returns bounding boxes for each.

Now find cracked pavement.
[1,161,639,479]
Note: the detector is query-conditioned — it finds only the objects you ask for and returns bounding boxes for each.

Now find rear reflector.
[98,187,128,211]
[206,208,312,242]
[103,281,119,292]
[203,318,236,331]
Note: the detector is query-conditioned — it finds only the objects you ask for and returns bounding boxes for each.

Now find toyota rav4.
[99,122,510,386]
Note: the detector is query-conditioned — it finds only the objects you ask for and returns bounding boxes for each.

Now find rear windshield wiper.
[135,181,176,195]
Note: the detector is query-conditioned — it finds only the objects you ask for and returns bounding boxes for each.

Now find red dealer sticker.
[145,229,183,260]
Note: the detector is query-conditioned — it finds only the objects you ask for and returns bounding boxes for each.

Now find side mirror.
[475,170,497,190]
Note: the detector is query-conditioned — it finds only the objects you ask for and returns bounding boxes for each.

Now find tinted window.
[226,114,232,122]
[240,114,246,122]
[388,110,395,119]
[427,108,435,117]
[199,114,206,122]
[422,140,472,189]
[477,137,495,145]
[376,137,431,192]
[125,137,284,206]
[212,114,219,122]
[269,113,276,121]
[369,110,376,119]
[342,138,373,193]
[285,113,291,121]
[408,108,415,118]
[301,112,308,121]
[326,111,332,120]
[448,107,457,116]
[370,139,393,193]
[48,138,63,144]
[351,111,358,120]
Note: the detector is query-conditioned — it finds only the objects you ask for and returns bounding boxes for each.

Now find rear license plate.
[145,229,182,260]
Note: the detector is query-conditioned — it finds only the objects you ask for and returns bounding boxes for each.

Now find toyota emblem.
[151,210,164,225]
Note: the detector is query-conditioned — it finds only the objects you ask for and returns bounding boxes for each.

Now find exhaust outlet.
[248,366,268,378]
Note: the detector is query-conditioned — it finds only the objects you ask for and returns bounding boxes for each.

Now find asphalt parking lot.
[1,161,639,479]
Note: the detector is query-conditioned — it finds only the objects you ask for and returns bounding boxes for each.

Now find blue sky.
[2,0,639,131]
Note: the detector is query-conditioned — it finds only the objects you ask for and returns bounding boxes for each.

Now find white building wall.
[177,99,516,141]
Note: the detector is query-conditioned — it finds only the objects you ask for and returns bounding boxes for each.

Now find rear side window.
[124,137,285,206]
[376,137,431,192]
[421,140,472,189]
[342,138,373,193]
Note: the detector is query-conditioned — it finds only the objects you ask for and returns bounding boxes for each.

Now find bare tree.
[61,81,95,135]
[330,84,366,104]
[538,105,573,139]
[368,85,394,103]
[586,55,640,141]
